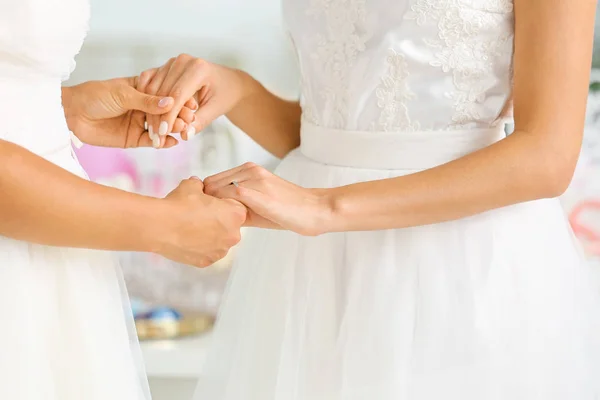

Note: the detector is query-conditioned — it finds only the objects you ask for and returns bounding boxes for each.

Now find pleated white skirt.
[194,123,600,399]
[0,79,150,400]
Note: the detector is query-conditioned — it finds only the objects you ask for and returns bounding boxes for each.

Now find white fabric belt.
[300,121,507,170]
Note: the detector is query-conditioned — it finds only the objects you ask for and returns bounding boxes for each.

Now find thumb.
[123,86,175,115]
[167,176,204,199]
[235,186,278,221]
[186,176,205,191]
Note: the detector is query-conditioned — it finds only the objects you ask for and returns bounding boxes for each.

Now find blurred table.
[141,333,212,400]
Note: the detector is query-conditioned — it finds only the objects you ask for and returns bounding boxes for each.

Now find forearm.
[324,131,574,232]
[0,139,161,251]
[226,72,302,158]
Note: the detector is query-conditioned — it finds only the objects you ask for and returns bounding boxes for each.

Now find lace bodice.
[0,0,89,80]
[283,0,514,132]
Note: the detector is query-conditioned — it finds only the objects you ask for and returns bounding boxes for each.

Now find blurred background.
[67,0,295,316]
[67,2,600,399]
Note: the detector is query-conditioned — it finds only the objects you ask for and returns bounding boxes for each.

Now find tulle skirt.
[0,143,151,400]
[194,123,600,399]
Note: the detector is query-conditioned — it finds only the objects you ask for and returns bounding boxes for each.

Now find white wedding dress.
[195,1,600,399]
[0,1,151,399]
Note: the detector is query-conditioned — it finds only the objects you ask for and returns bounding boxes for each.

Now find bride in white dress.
[0,0,246,398]
[141,0,600,398]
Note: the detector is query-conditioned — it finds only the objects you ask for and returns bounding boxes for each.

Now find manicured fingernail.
[152,135,161,148]
[187,126,196,140]
[158,97,171,108]
[159,121,168,136]
[148,125,155,140]
[144,120,148,131]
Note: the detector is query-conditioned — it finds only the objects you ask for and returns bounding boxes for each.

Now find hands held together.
[155,162,332,269]
[64,54,250,150]
[134,54,334,237]
[137,53,251,149]
[65,54,332,268]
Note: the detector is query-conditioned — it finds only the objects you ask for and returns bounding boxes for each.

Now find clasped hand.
[135,54,334,237]
[65,55,333,268]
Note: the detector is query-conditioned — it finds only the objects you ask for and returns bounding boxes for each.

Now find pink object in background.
[74,146,140,190]
[570,200,600,256]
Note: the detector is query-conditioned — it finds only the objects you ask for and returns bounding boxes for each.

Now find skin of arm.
[203,0,598,236]
[322,0,597,233]
[0,83,246,267]
[137,57,302,158]
[0,138,162,251]
[226,73,302,158]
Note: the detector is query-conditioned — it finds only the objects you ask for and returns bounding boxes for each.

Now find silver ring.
[231,180,239,188]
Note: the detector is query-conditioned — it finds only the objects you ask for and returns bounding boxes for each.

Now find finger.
[235,187,281,225]
[155,62,191,137]
[137,68,159,92]
[122,86,174,114]
[136,131,154,148]
[160,60,205,138]
[178,107,195,125]
[178,106,196,140]
[185,100,222,141]
[166,176,204,200]
[244,212,282,230]
[204,162,256,188]
[185,97,199,111]
[222,198,249,224]
[204,170,259,196]
[140,131,178,149]
[157,55,191,99]
[213,184,276,223]
[162,135,179,149]
[172,118,188,134]
[184,175,205,191]
[145,59,175,95]
[146,59,176,137]
[206,184,241,201]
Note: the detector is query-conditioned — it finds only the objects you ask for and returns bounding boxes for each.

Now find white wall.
[69,0,299,166]
[74,0,299,96]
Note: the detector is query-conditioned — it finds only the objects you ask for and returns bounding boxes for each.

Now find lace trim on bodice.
[305,0,371,128]
[294,0,514,132]
[405,0,514,129]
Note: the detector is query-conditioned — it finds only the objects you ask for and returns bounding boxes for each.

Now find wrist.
[128,196,173,254]
[233,69,261,105]
[311,188,340,235]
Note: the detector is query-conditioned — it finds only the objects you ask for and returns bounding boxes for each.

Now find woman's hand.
[63,77,195,149]
[204,163,333,236]
[158,177,247,267]
[138,54,255,147]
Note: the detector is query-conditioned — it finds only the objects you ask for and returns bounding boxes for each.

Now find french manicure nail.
[144,120,148,131]
[187,126,196,140]
[152,135,161,148]
[158,97,171,108]
[148,125,156,140]
[159,121,168,136]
